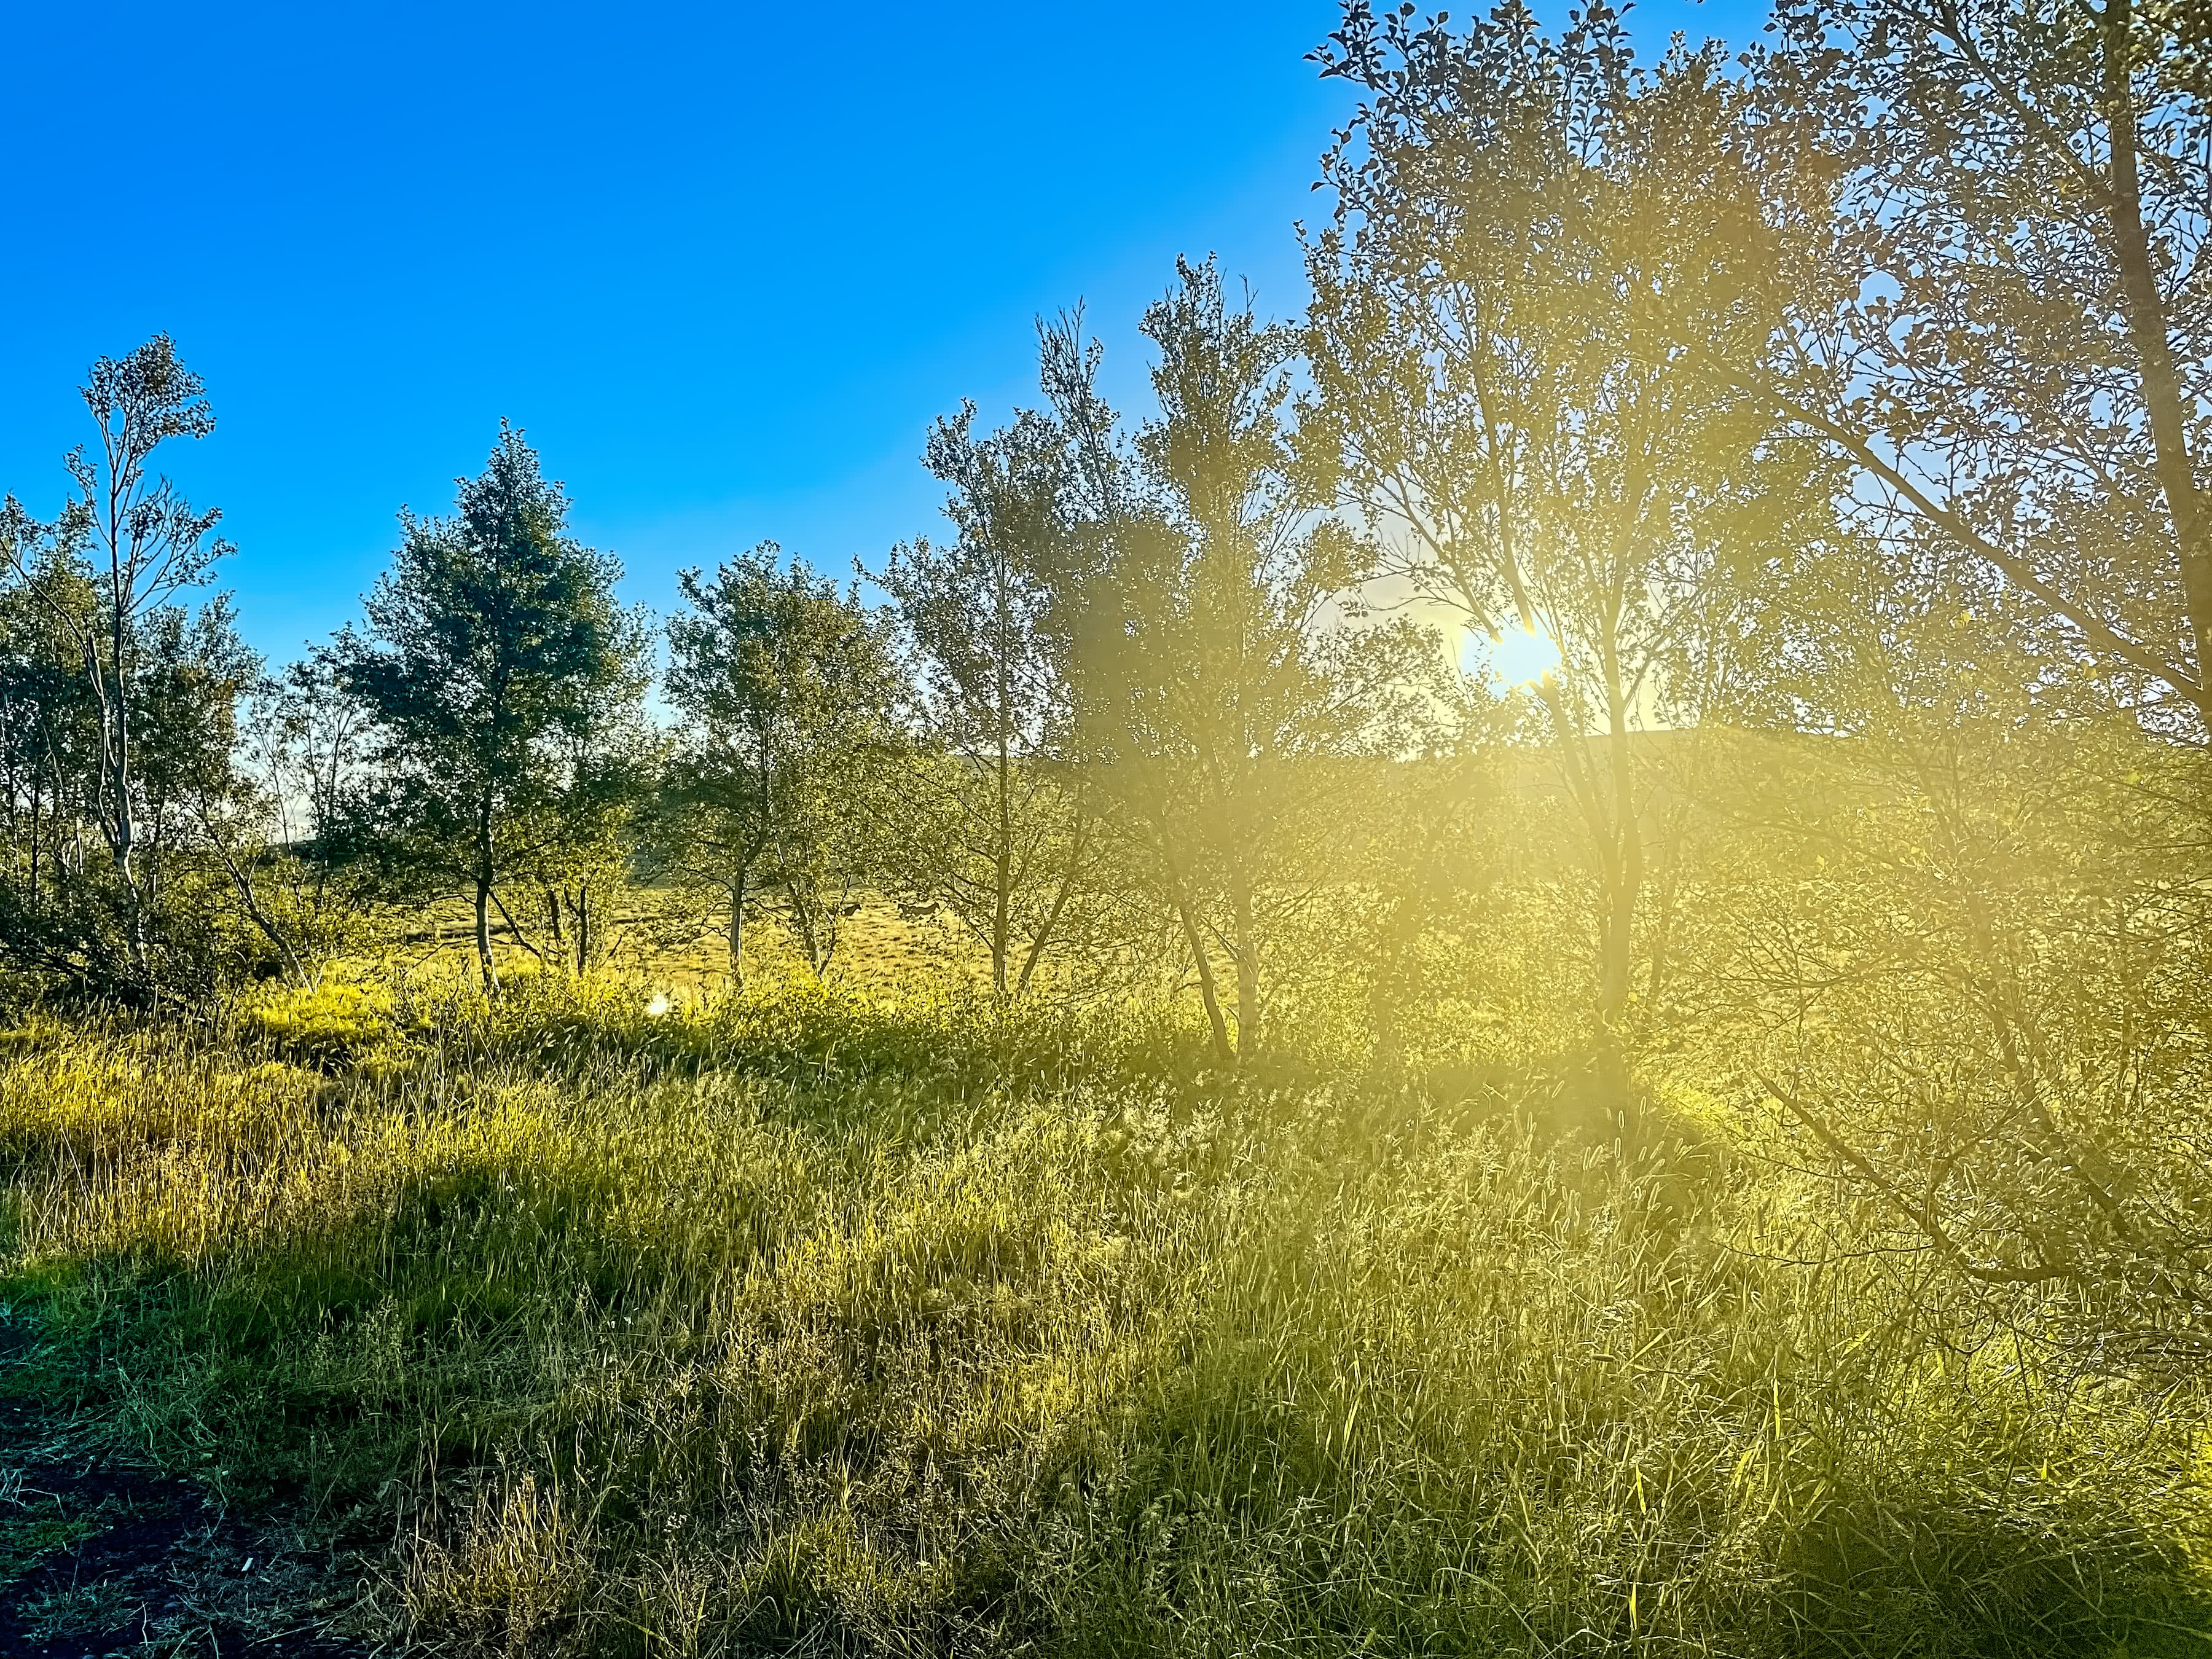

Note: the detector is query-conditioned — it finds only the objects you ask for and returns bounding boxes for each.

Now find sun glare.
[1486,624,1563,688]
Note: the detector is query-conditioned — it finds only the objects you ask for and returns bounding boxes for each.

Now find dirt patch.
[0,1460,363,1656]
[0,1324,370,1658]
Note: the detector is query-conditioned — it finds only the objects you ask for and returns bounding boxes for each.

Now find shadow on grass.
[0,1032,2204,1658]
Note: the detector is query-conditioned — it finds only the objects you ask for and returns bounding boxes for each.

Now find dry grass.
[0,973,2202,1655]
[382,891,984,1007]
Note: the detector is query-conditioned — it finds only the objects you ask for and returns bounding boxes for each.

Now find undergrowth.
[0,975,2203,1655]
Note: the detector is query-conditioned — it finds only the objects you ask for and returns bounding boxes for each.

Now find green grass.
[0,974,2204,1655]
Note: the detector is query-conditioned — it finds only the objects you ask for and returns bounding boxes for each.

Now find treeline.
[0,264,1450,1062]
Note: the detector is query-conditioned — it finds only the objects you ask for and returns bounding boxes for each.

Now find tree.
[1669,554,2212,1374]
[334,425,646,994]
[0,340,275,996]
[1745,0,2212,740]
[880,394,1095,998]
[0,337,237,984]
[1305,4,1827,1100]
[1596,0,2212,1371]
[660,546,903,980]
[1064,258,1445,1064]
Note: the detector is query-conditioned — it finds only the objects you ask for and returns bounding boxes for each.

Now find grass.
[0,972,2203,1655]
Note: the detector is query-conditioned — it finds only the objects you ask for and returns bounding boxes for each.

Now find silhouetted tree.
[1748,0,2212,741]
[1307,6,1826,1099]
[1064,259,1446,1064]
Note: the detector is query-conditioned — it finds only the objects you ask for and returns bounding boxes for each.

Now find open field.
[9,0,2212,1652]
[395,892,989,1003]
[0,971,2201,1657]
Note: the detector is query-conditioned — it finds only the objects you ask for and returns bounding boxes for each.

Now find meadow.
[4,4,2210,1648]
[0,941,2203,1658]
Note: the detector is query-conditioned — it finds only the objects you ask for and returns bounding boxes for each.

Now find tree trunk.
[474,796,498,996]
[790,879,828,978]
[26,763,39,911]
[206,815,308,988]
[5,716,17,890]
[474,875,497,995]
[1016,792,1089,997]
[993,735,1012,1000]
[1231,870,1261,1059]
[102,561,148,981]
[2103,0,2212,711]
[1531,667,1634,1116]
[1593,686,1643,1131]
[726,866,747,987]
[1173,888,1233,1067]
[992,561,1014,1001]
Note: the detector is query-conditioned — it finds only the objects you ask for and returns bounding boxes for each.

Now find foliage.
[881,391,1097,999]
[1749,0,2212,738]
[1056,258,1453,1062]
[0,340,269,997]
[1306,2,1843,1085]
[1668,576,2212,1378]
[331,424,649,992]
[659,546,906,979]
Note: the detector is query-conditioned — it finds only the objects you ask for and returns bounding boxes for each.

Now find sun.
[1484,623,1563,688]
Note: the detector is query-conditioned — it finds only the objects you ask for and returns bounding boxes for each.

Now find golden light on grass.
[2,979,2195,1655]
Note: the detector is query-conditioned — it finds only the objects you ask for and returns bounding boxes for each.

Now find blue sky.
[0,1,1763,665]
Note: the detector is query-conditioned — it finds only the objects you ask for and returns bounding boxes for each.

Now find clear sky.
[0,1,1763,666]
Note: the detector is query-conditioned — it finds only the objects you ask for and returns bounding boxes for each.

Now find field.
[394,891,961,1002]
[0,962,2202,1658]
[7,0,2210,1650]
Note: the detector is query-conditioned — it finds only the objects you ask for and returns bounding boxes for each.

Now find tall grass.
[0,978,2203,1655]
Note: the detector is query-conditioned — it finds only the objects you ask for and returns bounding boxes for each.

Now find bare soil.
[0,1324,367,1659]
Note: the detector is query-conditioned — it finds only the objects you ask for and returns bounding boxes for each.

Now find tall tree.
[334,425,645,994]
[0,337,234,981]
[0,340,272,995]
[1306,4,1824,1098]
[661,546,903,979]
[881,396,1093,998]
[1746,0,2212,740]
[1067,259,1443,1064]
